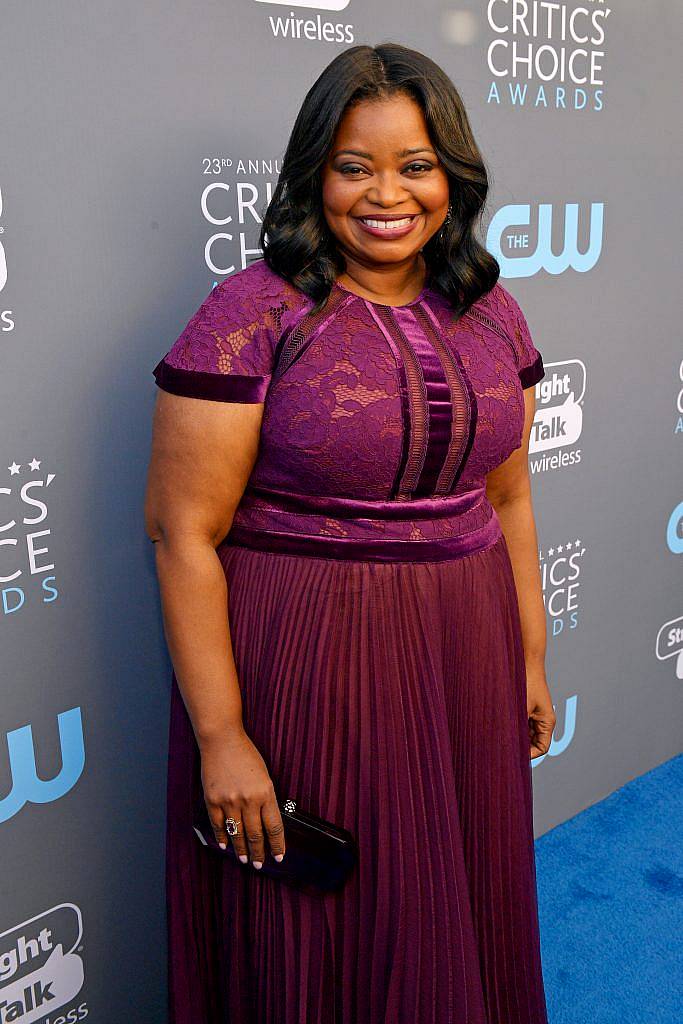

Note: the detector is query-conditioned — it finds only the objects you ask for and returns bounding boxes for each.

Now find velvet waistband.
[221,484,503,563]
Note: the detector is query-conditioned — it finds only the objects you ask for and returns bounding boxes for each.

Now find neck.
[336,255,428,305]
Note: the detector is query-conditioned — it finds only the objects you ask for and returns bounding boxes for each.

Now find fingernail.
[239,854,248,863]
[253,861,262,870]
[274,854,284,862]
[219,842,226,850]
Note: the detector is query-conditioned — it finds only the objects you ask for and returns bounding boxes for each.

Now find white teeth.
[359,217,414,230]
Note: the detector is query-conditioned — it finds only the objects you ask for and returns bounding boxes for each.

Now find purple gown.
[153,258,549,1024]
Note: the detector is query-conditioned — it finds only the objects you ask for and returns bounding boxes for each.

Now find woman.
[145,42,555,1024]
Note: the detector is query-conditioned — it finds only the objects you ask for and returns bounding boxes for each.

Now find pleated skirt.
[165,532,549,1024]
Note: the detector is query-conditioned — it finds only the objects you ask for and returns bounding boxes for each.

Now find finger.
[207,803,229,850]
[261,797,286,862]
[529,719,553,758]
[224,805,249,863]
[534,717,555,749]
[243,804,266,869]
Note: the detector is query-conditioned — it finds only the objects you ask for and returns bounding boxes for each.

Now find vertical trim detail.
[416,300,478,495]
[365,300,477,500]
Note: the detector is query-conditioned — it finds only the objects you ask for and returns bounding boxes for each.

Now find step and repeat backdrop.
[1,1,681,1020]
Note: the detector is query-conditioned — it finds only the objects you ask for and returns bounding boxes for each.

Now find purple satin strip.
[392,306,453,497]
[152,357,271,403]
[243,483,487,521]
[223,507,502,563]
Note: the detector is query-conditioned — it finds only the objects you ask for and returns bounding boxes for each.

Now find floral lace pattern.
[153,259,545,549]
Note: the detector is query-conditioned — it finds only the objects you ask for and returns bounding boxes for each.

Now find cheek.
[322,177,358,216]
[422,179,450,212]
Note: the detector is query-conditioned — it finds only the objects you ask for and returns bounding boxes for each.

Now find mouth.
[353,214,421,239]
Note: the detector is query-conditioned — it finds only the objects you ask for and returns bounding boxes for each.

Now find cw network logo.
[487,203,604,278]
[666,501,683,554]
[0,708,84,824]
[530,695,577,766]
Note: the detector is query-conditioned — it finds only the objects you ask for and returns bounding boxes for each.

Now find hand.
[199,727,286,869]
[525,663,556,760]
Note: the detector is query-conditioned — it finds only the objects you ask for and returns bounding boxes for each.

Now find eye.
[404,162,433,173]
[339,164,367,176]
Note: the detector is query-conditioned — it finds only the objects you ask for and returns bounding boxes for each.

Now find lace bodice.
[152,259,544,560]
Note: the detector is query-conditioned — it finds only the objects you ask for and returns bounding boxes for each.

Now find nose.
[365,171,414,208]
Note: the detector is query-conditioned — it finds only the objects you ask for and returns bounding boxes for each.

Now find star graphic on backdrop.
[29,457,41,471]
[8,462,20,475]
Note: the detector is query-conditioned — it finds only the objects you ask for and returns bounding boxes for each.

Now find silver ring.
[225,817,241,837]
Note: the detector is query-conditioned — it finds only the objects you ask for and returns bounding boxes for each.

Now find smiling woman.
[320,94,451,303]
[147,40,552,1024]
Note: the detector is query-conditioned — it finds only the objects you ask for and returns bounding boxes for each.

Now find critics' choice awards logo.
[1,458,58,617]
[655,616,683,681]
[199,175,273,280]
[675,359,683,435]
[0,904,88,1023]
[253,0,354,42]
[532,537,581,763]
[0,708,84,824]
[540,534,587,636]
[0,185,14,333]
[486,0,611,111]
[526,360,585,474]
[487,202,604,279]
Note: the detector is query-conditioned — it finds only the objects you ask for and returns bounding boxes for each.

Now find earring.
[439,203,453,238]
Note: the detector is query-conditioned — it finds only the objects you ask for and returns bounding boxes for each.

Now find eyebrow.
[332,147,436,159]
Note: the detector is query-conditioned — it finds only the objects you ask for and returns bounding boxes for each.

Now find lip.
[353,213,421,240]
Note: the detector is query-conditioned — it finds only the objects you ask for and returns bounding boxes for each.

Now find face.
[321,93,451,270]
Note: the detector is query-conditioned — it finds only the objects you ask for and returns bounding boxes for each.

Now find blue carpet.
[535,753,683,1024]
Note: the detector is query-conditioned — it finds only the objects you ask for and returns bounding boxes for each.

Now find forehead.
[332,95,431,150]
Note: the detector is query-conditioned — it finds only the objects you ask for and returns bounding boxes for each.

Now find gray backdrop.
[1,1,681,1020]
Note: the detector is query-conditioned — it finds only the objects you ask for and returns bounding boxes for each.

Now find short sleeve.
[497,284,546,390]
[152,270,280,403]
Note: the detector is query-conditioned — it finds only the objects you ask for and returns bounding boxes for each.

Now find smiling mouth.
[354,214,420,231]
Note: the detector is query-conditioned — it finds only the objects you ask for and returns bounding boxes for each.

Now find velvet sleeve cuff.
[152,356,271,403]
[518,353,545,390]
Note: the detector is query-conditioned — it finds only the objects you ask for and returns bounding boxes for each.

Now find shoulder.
[472,280,545,389]
[472,280,529,336]
[207,258,311,324]
[152,261,311,402]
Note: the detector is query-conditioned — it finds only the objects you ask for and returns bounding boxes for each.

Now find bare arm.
[144,390,262,741]
[485,387,556,757]
[144,390,286,864]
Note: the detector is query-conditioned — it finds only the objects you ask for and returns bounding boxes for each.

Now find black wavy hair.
[259,42,500,317]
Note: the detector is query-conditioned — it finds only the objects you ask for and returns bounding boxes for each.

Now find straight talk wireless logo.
[0,185,13,333]
[0,186,6,291]
[528,359,586,475]
[0,904,88,1023]
[253,0,354,43]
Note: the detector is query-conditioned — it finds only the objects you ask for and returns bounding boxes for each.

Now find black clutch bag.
[192,792,359,898]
